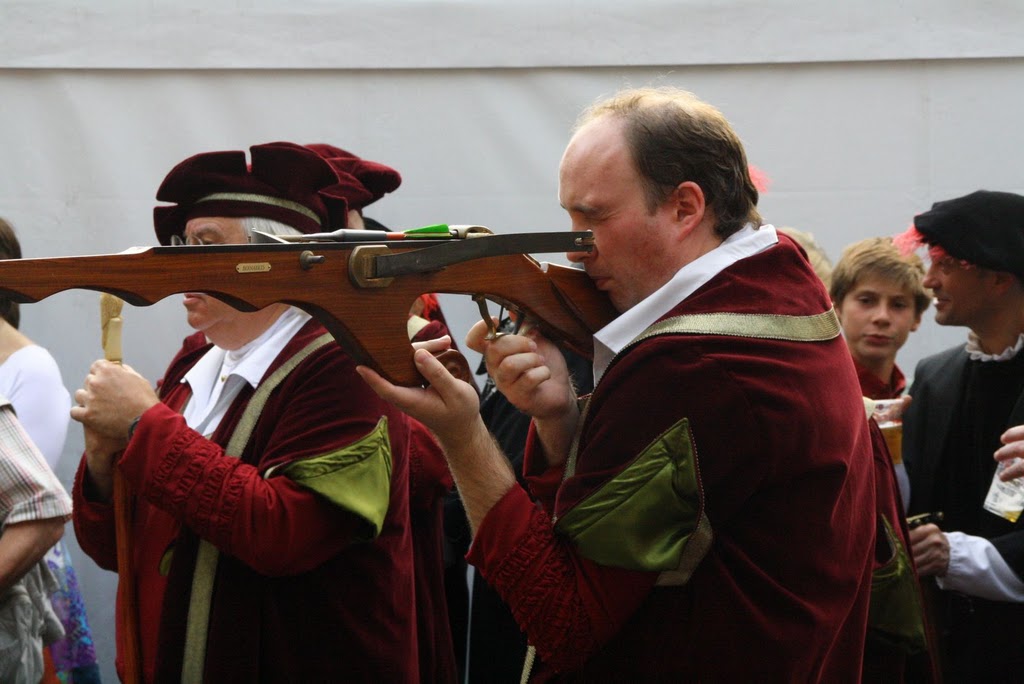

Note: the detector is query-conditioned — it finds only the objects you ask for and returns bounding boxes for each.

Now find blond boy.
[831,237,931,400]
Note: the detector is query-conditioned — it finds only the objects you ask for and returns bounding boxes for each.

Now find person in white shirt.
[0,218,70,470]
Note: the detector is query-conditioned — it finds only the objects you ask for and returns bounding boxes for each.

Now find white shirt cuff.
[936,531,1024,602]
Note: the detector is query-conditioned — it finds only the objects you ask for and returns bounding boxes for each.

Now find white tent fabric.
[2,2,1024,680]
[3,1,1020,69]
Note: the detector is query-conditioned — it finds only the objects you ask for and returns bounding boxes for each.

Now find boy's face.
[836,275,921,368]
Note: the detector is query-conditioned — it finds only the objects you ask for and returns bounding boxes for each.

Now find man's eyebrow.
[564,202,600,215]
[185,224,223,239]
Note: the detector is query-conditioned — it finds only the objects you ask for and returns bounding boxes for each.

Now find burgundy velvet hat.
[305,143,402,212]
[153,141,359,245]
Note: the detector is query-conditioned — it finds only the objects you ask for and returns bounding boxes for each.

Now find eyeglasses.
[169,228,253,246]
[931,256,959,275]
[169,234,239,246]
[930,256,977,275]
[170,234,208,246]
[926,245,976,275]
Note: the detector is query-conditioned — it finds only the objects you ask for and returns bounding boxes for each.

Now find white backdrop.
[2,2,1024,680]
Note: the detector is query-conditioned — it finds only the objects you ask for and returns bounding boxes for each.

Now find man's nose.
[567,237,591,263]
[567,248,588,264]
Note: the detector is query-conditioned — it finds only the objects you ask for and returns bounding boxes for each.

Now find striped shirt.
[0,397,71,528]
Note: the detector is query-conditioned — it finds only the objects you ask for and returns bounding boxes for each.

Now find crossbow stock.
[0,227,616,385]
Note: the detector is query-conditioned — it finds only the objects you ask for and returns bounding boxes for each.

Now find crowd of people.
[1,86,1023,682]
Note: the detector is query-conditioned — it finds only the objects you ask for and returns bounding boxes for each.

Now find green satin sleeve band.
[554,417,710,574]
[868,515,929,654]
[275,416,393,542]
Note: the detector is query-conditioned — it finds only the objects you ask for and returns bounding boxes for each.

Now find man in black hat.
[898,189,1024,680]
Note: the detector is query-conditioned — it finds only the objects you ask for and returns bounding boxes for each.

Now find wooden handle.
[113,470,142,684]
[101,293,142,684]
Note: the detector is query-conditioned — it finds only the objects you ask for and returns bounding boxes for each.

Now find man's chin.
[605,288,633,313]
[184,313,208,332]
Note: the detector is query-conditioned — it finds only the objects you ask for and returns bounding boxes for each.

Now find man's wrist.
[82,466,114,504]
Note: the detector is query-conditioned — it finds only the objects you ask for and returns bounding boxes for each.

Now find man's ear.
[989,270,1019,296]
[669,181,707,233]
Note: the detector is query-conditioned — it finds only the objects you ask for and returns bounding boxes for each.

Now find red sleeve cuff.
[118,402,191,488]
[71,454,118,571]
[521,422,563,512]
[466,483,541,572]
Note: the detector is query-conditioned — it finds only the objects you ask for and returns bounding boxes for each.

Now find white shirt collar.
[965,331,1024,362]
[182,307,312,433]
[592,223,778,384]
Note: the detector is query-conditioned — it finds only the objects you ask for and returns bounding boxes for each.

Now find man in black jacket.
[900,189,1024,681]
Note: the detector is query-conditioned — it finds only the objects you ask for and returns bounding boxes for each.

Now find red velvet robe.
[468,237,877,681]
[73,320,420,683]
[856,362,939,682]
[407,420,458,684]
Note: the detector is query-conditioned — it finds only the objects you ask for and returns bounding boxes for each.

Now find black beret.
[914,190,1024,277]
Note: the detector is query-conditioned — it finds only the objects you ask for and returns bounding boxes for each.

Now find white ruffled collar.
[965,331,1024,362]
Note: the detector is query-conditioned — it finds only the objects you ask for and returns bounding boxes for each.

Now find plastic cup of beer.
[872,399,903,464]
